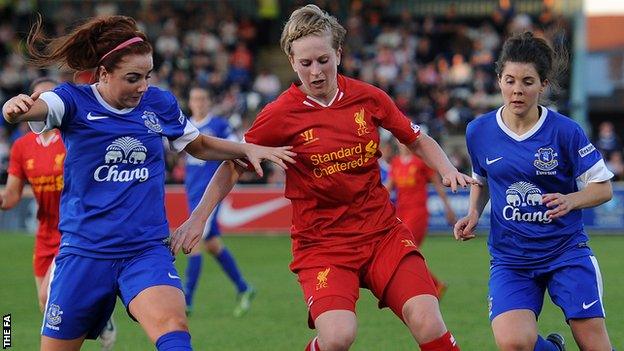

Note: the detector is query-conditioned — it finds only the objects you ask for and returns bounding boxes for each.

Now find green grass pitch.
[1,232,622,350]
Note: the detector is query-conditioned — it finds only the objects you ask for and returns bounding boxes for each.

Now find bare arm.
[2,91,48,124]
[170,160,246,254]
[453,182,490,241]
[0,175,25,210]
[407,134,479,191]
[184,135,295,177]
[431,174,457,226]
[543,181,612,219]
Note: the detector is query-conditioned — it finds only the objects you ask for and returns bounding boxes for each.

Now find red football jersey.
[245,75,420,269]
[389,155,434,210]
[8,131,65,257]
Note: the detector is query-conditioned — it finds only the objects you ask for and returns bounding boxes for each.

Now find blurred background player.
[0,77,116,350]
[386,142,457,297]
[455,32,614,350]
[183,86,255,317]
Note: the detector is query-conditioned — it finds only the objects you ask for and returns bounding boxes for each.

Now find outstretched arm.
[543,181,612,219]
[407,134,479,192]
[184,135,296,177]
[171,160,246,254]
[0,175,25,210]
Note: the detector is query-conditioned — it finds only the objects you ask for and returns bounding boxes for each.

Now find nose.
[512,82,523,95]
[310,61,322,76]
[137,79,148,93]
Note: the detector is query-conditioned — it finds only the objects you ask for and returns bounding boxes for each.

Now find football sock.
[304,337,321,351]
[216,248,248,293]
[419,331,460,351]
[184,254,202,307]
[155,331,192,350]
[534,335,560,351]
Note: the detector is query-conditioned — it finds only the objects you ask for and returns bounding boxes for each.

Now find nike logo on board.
[86,112,109,120]
[219,197,290,227]
[486,157,503,165]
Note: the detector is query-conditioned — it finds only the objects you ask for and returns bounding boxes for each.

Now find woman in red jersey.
[173,5,477,351]
[387,143,457,297]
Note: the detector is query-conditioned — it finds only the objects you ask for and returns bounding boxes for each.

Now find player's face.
[289,33,341,104]
[498,61,547,118]
[100,54,153,109]
[188,88,211,118]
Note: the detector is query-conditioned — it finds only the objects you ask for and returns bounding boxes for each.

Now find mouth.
[311,79,325,88]
[511,101,524,106]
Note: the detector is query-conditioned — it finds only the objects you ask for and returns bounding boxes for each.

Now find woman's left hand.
[170,215,207,255]
[542,192,574,219]
[441,169,481,192]
[245,144,297,177]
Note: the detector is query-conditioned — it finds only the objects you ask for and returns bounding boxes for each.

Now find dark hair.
[29,77,58,92]
[26,15,152,75]
[495,31,568,94]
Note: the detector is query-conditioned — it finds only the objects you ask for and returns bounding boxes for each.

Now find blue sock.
[155,331,192,350]
[184,255,202,307]
[534,335,559,351]
[215,248,248,293]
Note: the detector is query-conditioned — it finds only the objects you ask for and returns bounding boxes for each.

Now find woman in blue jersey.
[454,32,614,351]
[2,15,295,351]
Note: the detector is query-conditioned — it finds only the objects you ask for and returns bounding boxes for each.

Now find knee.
[204,238,222,256]
[157,313,188,333]
[403,297,446,340]
[494,333,536,351]
[318,325,356,351]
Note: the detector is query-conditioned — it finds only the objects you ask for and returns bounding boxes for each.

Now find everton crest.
[142,111,163,133]
[534,147,558,175]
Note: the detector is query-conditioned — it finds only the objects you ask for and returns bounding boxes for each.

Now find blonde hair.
[280,4,346,56]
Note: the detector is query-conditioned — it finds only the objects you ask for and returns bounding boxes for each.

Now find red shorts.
[296,224,437,328]
[33,252,56,277]
[397,207,428,247]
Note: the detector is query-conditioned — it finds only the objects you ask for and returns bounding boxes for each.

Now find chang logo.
[94,137,150,182]
[502,181,551,223]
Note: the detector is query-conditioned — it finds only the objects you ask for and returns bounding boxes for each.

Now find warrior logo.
[142,111,163,133]
[316,268,330,290]
[534,147,558,174]
[94,137,150,182]
[503,181,551,223]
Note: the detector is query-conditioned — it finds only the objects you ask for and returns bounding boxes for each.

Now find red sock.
[419,331,460,351]
[304,337,321,351]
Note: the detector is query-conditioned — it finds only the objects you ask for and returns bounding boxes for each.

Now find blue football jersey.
[36,83,199,258]
[466,106,613,267]
[184,115,234,209]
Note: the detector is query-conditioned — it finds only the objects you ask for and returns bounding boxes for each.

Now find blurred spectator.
[252,68,281,105]
[595,121,622,159]
[606,151,624,181]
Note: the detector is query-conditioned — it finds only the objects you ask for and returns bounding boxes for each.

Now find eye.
[319,58,329,64]
[300,60,311,67]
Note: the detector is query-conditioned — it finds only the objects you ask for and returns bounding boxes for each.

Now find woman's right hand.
[2,91,41,121]
[453,213,479,241]
[170,214,207,255]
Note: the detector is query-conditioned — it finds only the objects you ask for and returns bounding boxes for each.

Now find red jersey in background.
[244,75,420,270]
[8,131,65,260]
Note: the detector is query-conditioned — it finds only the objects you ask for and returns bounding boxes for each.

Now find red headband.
[99,37,144,63]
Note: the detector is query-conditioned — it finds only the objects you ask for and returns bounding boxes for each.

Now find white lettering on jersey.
[502,181,551,223]
[93,136,150,182]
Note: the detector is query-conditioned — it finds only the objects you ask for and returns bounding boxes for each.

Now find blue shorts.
[41,244,183,340]
[488,255,605,322]
[201,205,221,240]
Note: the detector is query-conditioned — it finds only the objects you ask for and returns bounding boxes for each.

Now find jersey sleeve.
[7,139,25,179]
[30,84,76,134]
[466,121,487,183]
[158,90,200,152]
[568,124,613,185]
[373,88,420,145]
[243,101,287,147]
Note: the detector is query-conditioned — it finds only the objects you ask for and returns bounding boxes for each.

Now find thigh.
[569,317,612,350]
[363,224,424,302]
[548,255,605,320]
[491,310,539,349]
[297,266,359,328]
[128,285,187,342]
[42,254,117,340]
[488,265,545,321]
[118,244,183,311]
[40,335,86,351]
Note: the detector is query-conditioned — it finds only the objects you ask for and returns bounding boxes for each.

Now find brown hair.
[26,15,152,75]
[280,4,346,56]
